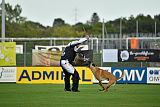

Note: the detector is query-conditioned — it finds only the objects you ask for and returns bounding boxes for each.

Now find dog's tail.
[116,69,124,80]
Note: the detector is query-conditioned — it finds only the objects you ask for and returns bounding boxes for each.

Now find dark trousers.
[60,65,79,91]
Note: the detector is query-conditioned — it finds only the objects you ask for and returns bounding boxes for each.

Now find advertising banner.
[32,50,93,66]
[112,67,147,83]
[118,49,160,62]
[16,45,23,54]
[147,68,160,84]
[32,49,61,66]
[103,49,118,62]
[92,67,147,84]
[74,50,93,66]
[16,67,93,84]
[0,42,16,66]
[0,67,16,82]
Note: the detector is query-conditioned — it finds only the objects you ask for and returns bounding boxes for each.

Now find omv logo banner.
[111,67,147,83]
[147,68,160,84]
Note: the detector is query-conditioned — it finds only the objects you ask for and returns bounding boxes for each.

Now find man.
[60,36,89,92]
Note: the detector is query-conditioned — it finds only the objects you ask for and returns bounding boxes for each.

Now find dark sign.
[118,49,160,62]
[74,50,93,66]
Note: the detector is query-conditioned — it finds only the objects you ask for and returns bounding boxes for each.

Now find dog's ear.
[92,63,96,67]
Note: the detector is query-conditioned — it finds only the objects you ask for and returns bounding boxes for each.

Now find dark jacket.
[61,45,76,64]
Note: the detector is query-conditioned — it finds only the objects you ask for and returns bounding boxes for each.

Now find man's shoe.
[64,89,71,92]
[71,90,80,92]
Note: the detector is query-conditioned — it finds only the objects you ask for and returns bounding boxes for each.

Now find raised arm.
[69,38,88,46]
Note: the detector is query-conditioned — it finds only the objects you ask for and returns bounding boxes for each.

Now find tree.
[154,14,160,21]
[91,12,100,25]
[53,18,65,27]
[135,14,154,33]
[125,15,137,33]
[48,25,81,37]
[3,3,26,23]
[13,4,26,23]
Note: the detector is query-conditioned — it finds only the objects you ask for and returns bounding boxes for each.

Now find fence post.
[24,42,26,67]
[91,38,93,50]
[1,0,5,42]
[50,40,52,46]
[96,38,98,53]
[141,62,143,67]
[101,49,103,67]
[54,39,56,46]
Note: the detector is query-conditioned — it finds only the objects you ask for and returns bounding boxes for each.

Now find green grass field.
[0,84,160,107]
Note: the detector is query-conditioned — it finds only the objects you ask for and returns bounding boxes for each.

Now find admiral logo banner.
[118,49,160,62]
[16,67,93,84]
[0,42,16,66]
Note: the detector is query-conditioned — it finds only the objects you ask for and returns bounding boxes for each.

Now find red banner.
[130,39,137,49]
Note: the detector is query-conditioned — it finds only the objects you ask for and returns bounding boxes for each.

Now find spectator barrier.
[0,67,159,84]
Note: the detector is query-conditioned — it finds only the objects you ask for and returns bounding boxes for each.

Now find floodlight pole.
[101,19,105,67]
[155,21,157,37]
[102,19,105,49]
[136,20,138,37]
[120,17,122,49]
[1,0,5,42]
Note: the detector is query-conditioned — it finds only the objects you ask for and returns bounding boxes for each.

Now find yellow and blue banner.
[16,67,93,84]
[0,42,16,66]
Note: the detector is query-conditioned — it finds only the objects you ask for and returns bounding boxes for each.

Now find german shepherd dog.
[89,62,124,92]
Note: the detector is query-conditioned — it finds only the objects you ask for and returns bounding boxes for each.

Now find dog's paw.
[102,89,108,92]
[98,89,105,91]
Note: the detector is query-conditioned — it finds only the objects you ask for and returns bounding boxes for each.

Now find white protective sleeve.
[61,60,75,74]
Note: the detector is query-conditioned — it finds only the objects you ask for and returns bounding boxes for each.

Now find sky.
[4,0,160,27]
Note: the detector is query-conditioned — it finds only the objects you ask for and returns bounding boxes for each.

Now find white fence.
[0,36,160,67]
[1,36,160,52]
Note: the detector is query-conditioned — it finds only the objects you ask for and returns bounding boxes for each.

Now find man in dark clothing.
[60,36,89,92]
